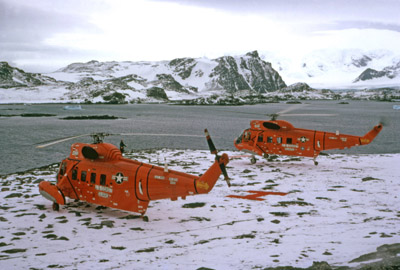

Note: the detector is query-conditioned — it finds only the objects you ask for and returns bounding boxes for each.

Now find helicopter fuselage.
[234,119,383,163]
[39,142,228,215]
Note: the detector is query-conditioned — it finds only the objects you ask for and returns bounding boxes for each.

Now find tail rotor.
[204,129,231,187]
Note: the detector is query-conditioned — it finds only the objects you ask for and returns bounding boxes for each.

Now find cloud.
[1,0,400,73]
[152,0,400,31]
[42,0,293,61]
[0,0,104,71]
[328,21,400,33]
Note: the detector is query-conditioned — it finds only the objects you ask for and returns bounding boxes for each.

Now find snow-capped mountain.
[53,50,286,94]
[2,50,286,103]
[261,49,400,89]
[1,49,399,104]
[0,51,286,103]
[353,60,400,82]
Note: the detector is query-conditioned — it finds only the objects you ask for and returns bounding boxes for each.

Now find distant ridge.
[1,50,400,104]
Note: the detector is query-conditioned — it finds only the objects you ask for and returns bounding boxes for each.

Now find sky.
[1,0,400,73]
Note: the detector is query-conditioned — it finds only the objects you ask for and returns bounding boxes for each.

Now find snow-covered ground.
[1,150,399,269]
[0,85,71,104]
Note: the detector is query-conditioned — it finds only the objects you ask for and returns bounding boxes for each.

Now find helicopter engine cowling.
[39,181,65,205]
[68,143,122,161]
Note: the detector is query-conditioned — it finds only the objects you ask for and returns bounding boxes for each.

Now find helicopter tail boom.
[360,124,383,145]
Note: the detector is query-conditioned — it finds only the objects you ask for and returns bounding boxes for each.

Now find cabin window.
[258,134,263,142]
[59,162,67,176]
[267,136,273,143]
[244,131,251,142]
[277,137,282,144]
[100,174,106,186]
[81,171,87,182]
[286,138,293,144]
[90,173,96,184]
[72,169,78,180]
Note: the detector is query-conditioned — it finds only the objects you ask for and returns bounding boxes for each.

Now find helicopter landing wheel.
[142,215,149,222]
[313,159,319,166]
[250,156,257,164]
[52,202,60,211]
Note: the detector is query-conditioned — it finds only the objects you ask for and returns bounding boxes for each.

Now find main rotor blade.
[36,134,91,148]
[276,104,309,115]
[36,132,206,149]
[280,113,337,117]
[212,104,315,119]
[116,133,204,137]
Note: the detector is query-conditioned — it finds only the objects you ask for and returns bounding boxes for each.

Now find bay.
[0,100,398,175]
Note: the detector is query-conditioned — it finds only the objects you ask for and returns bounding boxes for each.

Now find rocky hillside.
[353,60,400,82]
[1,50,400,104]
[0,62,57,88]
[1,51,288,103]
[56,50,286,93]
[207,51,286,93]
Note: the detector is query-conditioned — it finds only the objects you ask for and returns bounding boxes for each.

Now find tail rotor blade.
[205,129,230,187]
[218,161,231,187]
[204,129,217,155]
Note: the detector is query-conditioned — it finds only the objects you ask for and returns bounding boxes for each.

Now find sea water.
[0,101,398,175]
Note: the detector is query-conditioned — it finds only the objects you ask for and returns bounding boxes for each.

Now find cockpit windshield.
[57,161,67,183]
[59,161,67,176]
[236,130,252,144]
[236,132,244,144]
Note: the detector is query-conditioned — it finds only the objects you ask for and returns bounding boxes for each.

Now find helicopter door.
[314,132,325,151]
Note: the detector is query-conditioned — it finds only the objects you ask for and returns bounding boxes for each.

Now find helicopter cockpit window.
[90,173,96,184]
[72,169,78,180]
[244,131,251,142]
[81,171,87,182]
[100,174,106,186]
[59,162,67,176]
[236,132,243,144]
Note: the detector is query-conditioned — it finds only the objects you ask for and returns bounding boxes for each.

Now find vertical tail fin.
[360,124,383,145]
[196,153,229,194]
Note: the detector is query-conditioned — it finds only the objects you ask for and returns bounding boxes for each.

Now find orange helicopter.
[37,130,229,220]
[233,105,383,165]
